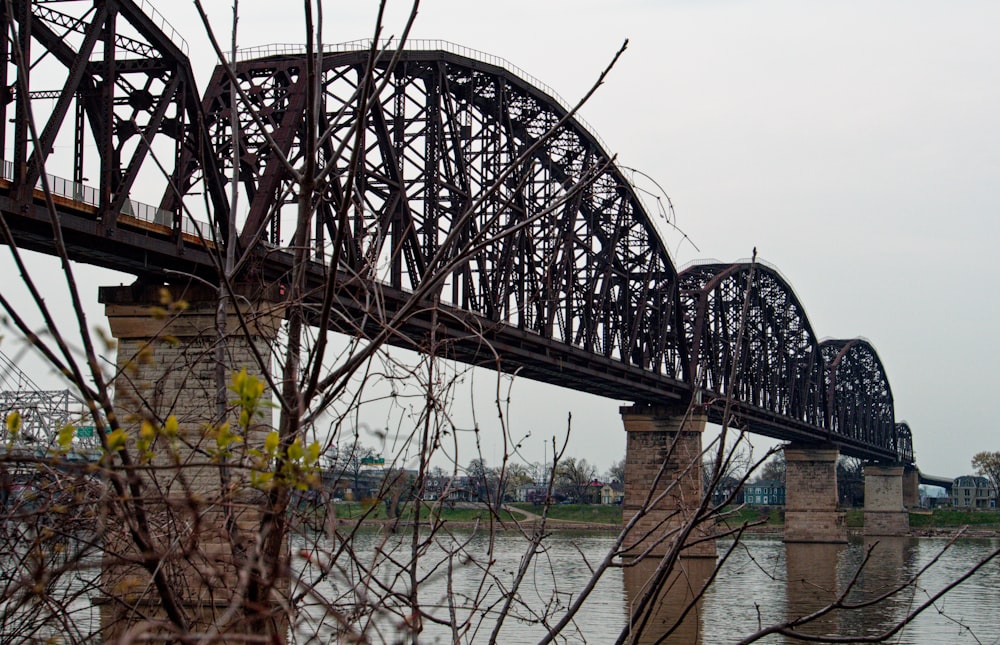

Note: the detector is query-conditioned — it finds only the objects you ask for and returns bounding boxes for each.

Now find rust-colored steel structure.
[821,338,906,462]
[679,263,827,437]
[0,2,912,464]
[0,0,227,272]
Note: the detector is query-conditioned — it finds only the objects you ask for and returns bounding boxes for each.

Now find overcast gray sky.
[5,1,998,479]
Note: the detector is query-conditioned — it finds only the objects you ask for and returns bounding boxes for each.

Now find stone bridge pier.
[621,404,715,560]
[903,465,920,509]
[98,284,287,642]
[783,444,847,543]
[863,463,909,536]
[783,445,912,541]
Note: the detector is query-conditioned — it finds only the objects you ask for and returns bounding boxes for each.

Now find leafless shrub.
[0,3,995,644]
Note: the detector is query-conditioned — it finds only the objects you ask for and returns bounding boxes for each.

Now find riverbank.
[723,507,1000,538]
[309,503,1000,536]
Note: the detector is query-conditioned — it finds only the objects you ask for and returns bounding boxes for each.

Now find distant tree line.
[320,441,627,506]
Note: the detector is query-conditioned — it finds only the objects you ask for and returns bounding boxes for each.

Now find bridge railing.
[234,39,611,156]
[130,0,189,56]
[0,159,210,239]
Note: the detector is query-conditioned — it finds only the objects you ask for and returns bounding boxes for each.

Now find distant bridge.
[919,473,954,493]
[0,2,912,464]
[0,347,100,456]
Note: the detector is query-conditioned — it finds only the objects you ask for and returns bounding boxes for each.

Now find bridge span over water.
[0,2,913,466]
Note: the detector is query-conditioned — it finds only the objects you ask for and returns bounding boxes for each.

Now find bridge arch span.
[678,262,826,427]
[821,338,899,459]
[895,421,915,464]
[0,20,917,464]
[183,42,689,377]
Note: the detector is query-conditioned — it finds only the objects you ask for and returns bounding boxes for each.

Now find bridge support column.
[902,466,920,509]
[864,464,909,536]
[783,444,847,543]
[621,404,715,559]
[98,284,287,642]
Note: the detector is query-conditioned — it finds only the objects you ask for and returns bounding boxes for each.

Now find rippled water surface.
[294,531,1000,643]
[4,529,997,643]
[699,535,1000,644]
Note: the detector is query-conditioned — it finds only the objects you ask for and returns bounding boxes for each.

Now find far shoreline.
[315,518,1000,538]
[313,503,1000,538]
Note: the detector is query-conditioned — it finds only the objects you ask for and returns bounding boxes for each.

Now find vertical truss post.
[73,97,85,185]
[12,0,29,194]
[98,9,116,235]
[0,2,9,164]
[171,86,185,250]
[424,69,440,264]
[390,67,405,290]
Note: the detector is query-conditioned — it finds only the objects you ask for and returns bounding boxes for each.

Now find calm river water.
[9,530,999,643]
[291,530,1000,644]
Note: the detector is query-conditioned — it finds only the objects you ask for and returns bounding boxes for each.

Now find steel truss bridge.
[0,1,913,464]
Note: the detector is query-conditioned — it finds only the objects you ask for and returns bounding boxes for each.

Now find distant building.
[581,479,604,504]
[440,476,477,503]
[516,483,550,504]
[709,475,743,506]
[743,480,785,506]
[951,475,996,509]
[601,481,624,505]
[321,467,385,501]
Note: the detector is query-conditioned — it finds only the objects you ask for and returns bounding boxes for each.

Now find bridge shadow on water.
[622,538,922,644]
[784,543,845,640]
[623,556,714,644]
[785,538,919,643]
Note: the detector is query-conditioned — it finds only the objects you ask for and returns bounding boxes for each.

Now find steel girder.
[680,263,908,463]
[821,338,899,461]
[185,49,688,379]
[0,17,917,465]
[895,422,914,465]
[0,0,228,262]
[679,262,826,426]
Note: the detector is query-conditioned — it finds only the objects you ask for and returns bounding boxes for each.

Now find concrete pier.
[98,284,287,642]
[621,404,715,559]
[783,444,847,543]
[902,465,920,509]
[864,463,909,536]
